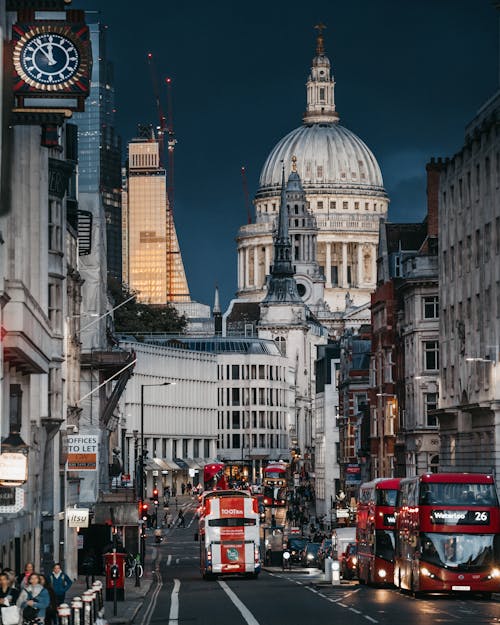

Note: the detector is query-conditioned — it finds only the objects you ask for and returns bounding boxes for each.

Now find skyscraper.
[73,13,122,281]
[122,128,190,304]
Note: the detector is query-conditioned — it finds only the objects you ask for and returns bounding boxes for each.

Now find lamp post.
[138,381,175,571]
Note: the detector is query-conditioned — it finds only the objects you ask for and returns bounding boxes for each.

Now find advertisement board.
[67,435,98,471]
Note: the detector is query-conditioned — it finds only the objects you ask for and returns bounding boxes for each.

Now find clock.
[12,21,91,98]
[19,32,80,86]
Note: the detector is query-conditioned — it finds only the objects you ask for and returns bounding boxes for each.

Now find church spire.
[262,163,302,304]
[303,23,339,125]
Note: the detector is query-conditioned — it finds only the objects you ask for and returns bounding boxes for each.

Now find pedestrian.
[17,563,34,591]
[81,550,96,590]
[17,573,50,625]
[38,575,57,625]
[181,483,186,495]
[0,570,19,609]
[177,509,185,528]
[48,563,72,607]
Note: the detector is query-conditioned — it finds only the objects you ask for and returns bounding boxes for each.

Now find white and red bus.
[199,490,261,580]
[262,461,288,507]
[395,473,500,597]
[356,477,401,585]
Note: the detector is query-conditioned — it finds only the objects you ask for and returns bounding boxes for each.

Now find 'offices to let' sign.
[67,435,98,471]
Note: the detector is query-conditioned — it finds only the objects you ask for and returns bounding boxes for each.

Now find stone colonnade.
[237,241,377,290]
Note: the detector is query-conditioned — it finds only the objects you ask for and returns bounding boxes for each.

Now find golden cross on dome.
[291,155,297,172]
[314,22,327,56]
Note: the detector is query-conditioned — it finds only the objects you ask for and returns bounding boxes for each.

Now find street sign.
[67,508,90,528]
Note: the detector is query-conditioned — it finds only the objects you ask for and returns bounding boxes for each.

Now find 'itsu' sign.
[67,435,98,471]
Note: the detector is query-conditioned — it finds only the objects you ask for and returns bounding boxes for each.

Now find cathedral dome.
[258,122,384,196]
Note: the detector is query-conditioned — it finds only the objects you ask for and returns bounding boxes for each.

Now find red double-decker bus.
[203,462,228,490]
[356,477,401,585]
[262,462,288,507]
[395,473,500,597]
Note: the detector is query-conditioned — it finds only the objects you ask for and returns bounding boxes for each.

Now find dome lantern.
[303,23,339,125]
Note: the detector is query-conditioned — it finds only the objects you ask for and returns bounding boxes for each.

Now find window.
[231,388,240,406]
[9,384,22,433]
[330,201,336,210]
[204,439,210,457]
[342,201,348,210]
[48,281,62,333]
[424,341,439,371]
[317,201,323,209]
[48,367,62,419]
[354,201,359,210]
[331,265,338,285]
[319,87,325,100]
[48,200,62,253]
[232,434,240,449]
[425,393,438,427]
[347,266,352,285]
[423,296,439,319]
[394,255,402,277]
[231,365,240,380]
[182,439,188,457]
[475,229,481,267]
[232,411,240,429]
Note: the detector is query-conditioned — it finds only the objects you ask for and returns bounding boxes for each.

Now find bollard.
[82,591,94,625]
[58,603,71,625]
[331,559,341,585]
[89,588,98,623]
[71,597,83,625]
[92,581,103,611]
[324,557,333,582]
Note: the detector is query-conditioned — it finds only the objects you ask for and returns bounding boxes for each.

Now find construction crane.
[241,165,252,224]
[146,54,181,302]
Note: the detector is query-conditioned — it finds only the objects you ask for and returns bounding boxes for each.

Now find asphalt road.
[136,505,500,625]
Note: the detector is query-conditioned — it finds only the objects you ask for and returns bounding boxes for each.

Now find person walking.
[48,564,72,607]
[17,573,50,625]
[17,563,34,591]
[177,509,185,528]
[0,571,19,612]
[38,576,57,625]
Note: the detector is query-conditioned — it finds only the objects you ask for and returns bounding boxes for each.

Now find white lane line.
[140,555,163,625]
[218,580,261,625]
[306,587,318,594]
[349,607,362,614]
[167,555,172,566]
[364,616,378,624]
[168,578,181,625]
[338,603,348,608]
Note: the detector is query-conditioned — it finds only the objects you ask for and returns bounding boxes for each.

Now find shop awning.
[173,458,189,470]
[163,459,181,471]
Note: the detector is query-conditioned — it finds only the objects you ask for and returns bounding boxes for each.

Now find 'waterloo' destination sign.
[430,509,490,525]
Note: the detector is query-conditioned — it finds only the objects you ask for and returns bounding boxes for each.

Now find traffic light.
[140,502,149,521]
[152,488,159,505]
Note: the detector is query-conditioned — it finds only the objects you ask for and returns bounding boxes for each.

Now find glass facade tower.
[73,13,122,281]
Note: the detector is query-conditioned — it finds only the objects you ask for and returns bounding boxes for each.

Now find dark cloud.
[76,0,498,309]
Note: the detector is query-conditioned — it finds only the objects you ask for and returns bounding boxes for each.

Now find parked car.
[286,536,309,564]
[340,542,358,579]
[317,538,333,571]
[300,542,321,568]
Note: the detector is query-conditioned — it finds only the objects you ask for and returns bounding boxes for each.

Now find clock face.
[20,33,80,85]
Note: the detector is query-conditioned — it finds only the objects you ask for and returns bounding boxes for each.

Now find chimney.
[425,157,445,239]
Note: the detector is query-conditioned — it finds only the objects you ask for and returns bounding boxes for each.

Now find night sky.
[77,0,498,311]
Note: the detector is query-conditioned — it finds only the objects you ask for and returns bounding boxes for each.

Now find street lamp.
[138,381,176,575]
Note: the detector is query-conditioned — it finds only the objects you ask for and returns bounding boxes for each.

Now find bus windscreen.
[419,483,499,506]
[420,533,500,571]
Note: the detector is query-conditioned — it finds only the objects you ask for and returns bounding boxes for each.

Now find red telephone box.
[104,552,125,601]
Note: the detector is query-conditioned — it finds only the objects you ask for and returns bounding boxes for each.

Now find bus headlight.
[420,567,435,579]
[307,553,314,560]
[377,568,386,578]
[490,568,500,578]
[351,557,357,566]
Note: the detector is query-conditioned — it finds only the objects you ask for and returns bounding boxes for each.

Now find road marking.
[167,555,172,566]
[218,580,261,625]
[349,607,361,614]
[168,578,181,625]
[140,555,163,625]
[338,603,348,608]
[364,616,378,624]
[306,587,318,594]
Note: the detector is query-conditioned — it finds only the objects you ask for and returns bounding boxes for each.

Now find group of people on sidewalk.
[0,562,72,625]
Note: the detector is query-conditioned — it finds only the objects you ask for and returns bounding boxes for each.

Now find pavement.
[66,493,198,625]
